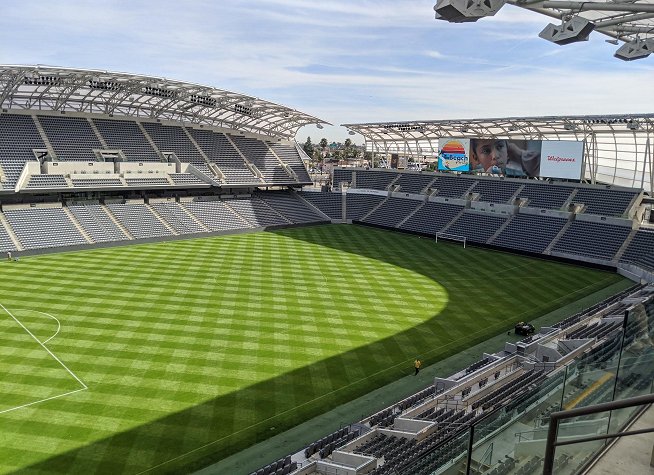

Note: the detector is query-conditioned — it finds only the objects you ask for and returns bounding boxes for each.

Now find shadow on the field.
[20,224,620,474]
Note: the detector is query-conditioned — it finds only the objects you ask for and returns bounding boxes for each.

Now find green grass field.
[0,224,627,474]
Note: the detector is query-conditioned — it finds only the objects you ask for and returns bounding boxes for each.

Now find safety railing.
[543,392,654,474]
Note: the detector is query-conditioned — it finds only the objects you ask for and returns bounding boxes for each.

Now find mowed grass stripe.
[0,224,625,474]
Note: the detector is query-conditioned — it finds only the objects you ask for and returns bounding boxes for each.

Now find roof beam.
[541,1,654,13]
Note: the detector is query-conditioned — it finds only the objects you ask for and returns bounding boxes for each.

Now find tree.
[319,138,328,151]
[303,137,314,156]
[344,138,352,149]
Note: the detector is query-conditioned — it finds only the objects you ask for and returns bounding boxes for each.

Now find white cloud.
[0,0,651,144]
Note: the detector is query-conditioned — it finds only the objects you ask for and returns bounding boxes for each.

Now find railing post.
[543,414,560,475]
[465,424,474,475]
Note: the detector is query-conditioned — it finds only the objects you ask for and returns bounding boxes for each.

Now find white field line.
[35,310,61,344]
[137,274,617,474]
[0,388,86,415]
[0,303,87,390]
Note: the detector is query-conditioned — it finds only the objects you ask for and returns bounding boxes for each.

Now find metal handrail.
[543,392,654,474]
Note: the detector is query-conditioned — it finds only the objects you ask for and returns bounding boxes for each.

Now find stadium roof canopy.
[433,0,654,60]
[0,65,329,139]
[343,114,654,193]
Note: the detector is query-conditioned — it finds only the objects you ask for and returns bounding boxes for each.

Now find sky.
[1,0,653,144]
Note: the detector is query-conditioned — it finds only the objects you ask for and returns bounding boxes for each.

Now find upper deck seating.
[0,114,44,189]
[516,184,573,210]
[93,119,160,161]
[188,128,259,183]
[267,142,311,182]
[493,214,567,254]
[38,115,103,161]
[230,135,293,184]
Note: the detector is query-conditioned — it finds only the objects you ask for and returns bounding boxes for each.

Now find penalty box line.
[0,302,88,415]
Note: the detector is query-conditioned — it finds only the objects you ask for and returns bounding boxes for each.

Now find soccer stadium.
[1,4,654,475]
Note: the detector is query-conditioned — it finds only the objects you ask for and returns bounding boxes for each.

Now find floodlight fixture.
[539,16,595,45]
[316,123,324,129]
[434,0,506,23]
[614,38,654,60]
[348,130,356,135]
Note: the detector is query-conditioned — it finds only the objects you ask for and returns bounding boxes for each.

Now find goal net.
[435,232,467,248]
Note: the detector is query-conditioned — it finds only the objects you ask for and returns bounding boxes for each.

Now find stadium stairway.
[613,227,639,263]
[487,214,515,245]
[31,114,58,160]
[439,207,466,234]
[359,195,389,221]
[543,217,574,255]
[62,206,94,244]
[396,199,426,228]
[102,205,135,240]
[294,192,334,222]
[146,203,180,235]
[0,212,23,250]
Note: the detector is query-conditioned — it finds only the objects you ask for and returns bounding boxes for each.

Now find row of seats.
[0,193,324,250]
[565,320,622,340]
[305,191,644,263]
[333,168,641,217]
[249,454,297,475]
[0,113,310,187]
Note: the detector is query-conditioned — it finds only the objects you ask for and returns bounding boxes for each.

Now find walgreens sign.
[539,140,584,179]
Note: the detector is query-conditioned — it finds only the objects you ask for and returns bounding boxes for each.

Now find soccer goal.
[435,232,467,248]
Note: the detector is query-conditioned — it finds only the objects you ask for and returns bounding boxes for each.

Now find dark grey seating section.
[355,170,398,190]
[258,192,324,224]
[183,200,250,231]
[431,175,477,198]
[517,184,573,210]
[494,214,567,254]
[346,194,385,221]
[471,180,521,204]
[141,122,205,166]
[553,220,631,261]
[124,177,170,186]
[363,197,422,228]
[72,178,123,187]
[0,222,17,252]
[25,174,69,189]
[230,135,293,184]
[169,173,205,185]
[573,188,639,217]
[93,118,160,161]
[267,142,311,182]
[226,198,289,227]
[394,173,436,195]
[107,203,172,239]
[4,207,87,250]
[150,202,205,234]
[188,128,259,183]
[38,115,103,161]
[446,212,508,244]
[68,204,127,243]
[0,114,44,189]
[399,201,464,236]
[333,168,353,189]
[299,192,342,220]
[620,229,654,271]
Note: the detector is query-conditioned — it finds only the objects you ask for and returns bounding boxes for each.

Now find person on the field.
[414,358,422,376]
[6,251,11,261]
[470,138,540,177]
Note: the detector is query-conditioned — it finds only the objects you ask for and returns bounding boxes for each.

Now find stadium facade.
[0,65,653,475]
